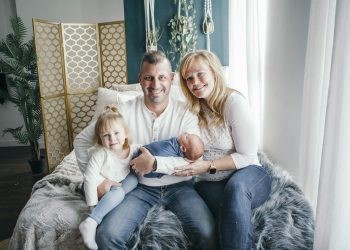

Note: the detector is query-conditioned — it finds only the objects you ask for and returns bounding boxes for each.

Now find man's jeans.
[90,174,138,224]
[196,165,272,250]
[96,181,216,250]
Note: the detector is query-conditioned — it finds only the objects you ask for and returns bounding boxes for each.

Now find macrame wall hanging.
[144,0,158,51]
[203,0,214,51]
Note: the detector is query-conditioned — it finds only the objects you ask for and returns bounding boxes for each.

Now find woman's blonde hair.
[94,105,130,149]
[179,50,233,127]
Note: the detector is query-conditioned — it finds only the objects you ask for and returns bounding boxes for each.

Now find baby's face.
[178,133,196,149]
[179,133,204,160]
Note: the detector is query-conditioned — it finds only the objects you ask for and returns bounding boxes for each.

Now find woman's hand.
[129,147,155,176]
[172,160,210,176]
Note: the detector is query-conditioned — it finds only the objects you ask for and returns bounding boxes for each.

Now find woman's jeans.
[96,181,216,250]
[90,174,138,224]
[195,165,272,250]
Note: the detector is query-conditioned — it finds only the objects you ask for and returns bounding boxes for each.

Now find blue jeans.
[195,165,272,250]
[96,181,216,250]
[90,174,138,224]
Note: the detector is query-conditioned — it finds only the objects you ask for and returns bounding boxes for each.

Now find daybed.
[9,19,314,249]
[9,140,315,249]
[9,85,315,249]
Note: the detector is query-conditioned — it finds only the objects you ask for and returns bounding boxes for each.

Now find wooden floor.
[0,146,47,241]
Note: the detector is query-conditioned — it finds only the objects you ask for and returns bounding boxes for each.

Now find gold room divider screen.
[33,19,127,172]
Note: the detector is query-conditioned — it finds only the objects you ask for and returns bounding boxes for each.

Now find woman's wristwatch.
[209,161,217,174]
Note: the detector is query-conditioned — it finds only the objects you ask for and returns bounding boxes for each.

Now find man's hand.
[97,179,121,199]
[130,147,155,176]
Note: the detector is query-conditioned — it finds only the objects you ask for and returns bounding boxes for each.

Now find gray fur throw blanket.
[8,151,314,249]
[253,153,314,249]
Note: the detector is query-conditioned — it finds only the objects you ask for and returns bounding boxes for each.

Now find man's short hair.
[140,51,172,72]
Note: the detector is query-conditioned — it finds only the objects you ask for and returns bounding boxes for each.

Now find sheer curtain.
[228,0,267,145]
[298,0,335,211]
[230,0,350,247]
[299,0,350,248]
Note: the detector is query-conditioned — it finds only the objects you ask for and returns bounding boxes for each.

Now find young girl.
[79,105,138,250]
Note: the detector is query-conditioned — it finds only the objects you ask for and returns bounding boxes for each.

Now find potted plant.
[146,26,161,52]
[168,0,197,68]
[0,16,44,174]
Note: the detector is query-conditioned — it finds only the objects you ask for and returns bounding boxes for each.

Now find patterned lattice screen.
[33,19,127,172]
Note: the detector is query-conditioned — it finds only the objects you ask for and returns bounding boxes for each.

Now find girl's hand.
[172,160,210,176]
[129,147,155,176]
[97,179,121,199]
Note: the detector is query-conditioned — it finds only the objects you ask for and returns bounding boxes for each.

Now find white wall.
[262,0,311,183]
[16,0,124,33]
[0,0,124,147]
[0,0,16,37]
[0,0,23,147]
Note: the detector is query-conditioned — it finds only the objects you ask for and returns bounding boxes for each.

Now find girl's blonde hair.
[179,50,234,127]
[94,105,130,149]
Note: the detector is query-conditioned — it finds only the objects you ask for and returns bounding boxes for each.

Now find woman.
[174,50,272,250]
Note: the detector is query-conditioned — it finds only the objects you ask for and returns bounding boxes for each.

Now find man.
[74,51,216,249]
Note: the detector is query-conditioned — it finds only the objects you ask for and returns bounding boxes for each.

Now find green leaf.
[3,126,29,145]
[167,0,197,68]
[10,16,27,45]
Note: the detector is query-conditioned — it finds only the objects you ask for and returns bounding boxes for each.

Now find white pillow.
[92,87,141,121]
[111,83,142,92]
[111,83,186,102]
[170,85,186,103]
[93,83,186,121]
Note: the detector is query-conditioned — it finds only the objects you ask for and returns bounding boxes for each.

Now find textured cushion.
[169,84,186,102]
[93,84,186,121]
[111,83,186,102]
[92,87,141,121]
[111,83,142,92]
